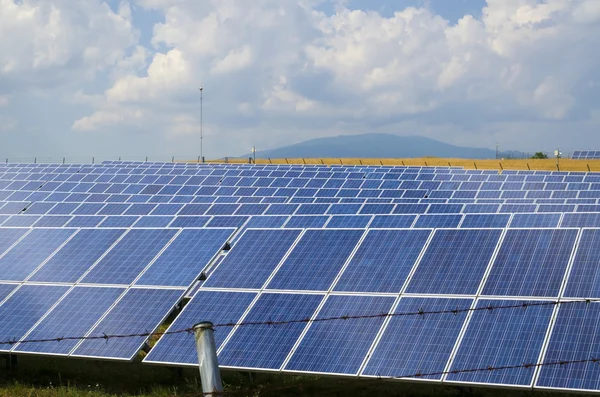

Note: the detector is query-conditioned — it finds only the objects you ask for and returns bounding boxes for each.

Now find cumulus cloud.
[0,0,137,94]
[3,0,600,157]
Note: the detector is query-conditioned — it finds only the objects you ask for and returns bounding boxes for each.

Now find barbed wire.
[2,297,599,347]
[3,297,600,396]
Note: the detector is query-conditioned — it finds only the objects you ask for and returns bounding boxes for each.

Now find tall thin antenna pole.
[200,86,204,162]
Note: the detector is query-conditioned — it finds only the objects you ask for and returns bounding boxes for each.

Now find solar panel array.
[2,161,600,392]
[572,151,600,159]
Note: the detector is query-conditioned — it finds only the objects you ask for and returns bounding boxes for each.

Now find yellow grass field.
[202,157,600,172]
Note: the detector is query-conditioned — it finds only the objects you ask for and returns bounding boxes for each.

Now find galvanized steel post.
[194,322,223,395]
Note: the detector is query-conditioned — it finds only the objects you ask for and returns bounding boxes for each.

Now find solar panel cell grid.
[406,229,502,295]
[285,295,395,374]
[267,229,364,291]
[144,291,257,365]
[363,297,472,379]
[447,299,554,386]
[218,292,323,370]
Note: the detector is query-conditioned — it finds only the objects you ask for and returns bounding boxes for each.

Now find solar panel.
[413,214,462,228]
[14,286,126,355]
[483,229,577,297]
[81,229,178,285]
[218,292,323,370]
[135,228,234,287]
[0,284,70,352]
[285,295,395,375]
[369,215,416,228]
[243,215,288,229]
[266,229,364,291]
[447,299,554,386]
[0,227,30,255]
[509,213,561,228]
[71,288,184,360]
[537,302,600,391]
[28,229,126,283]
[460,214,510,228]
[284,215,329,228]
[406,229,502,295]
[326,215,372,228]
[0,228,76,282]
[334,229,430,293]
[204,229,301,289]
[363,297,472,379]
[144,291,257,366]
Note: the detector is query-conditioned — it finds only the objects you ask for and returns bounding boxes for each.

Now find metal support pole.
[194,322,223,395]
[200,86,204,163]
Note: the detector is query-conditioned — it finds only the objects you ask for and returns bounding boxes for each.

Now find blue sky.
[0,0,599,161]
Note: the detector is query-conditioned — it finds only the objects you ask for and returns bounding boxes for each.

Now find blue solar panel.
[243,215,288,228]
[564,229,600,298]
[392,204,428,214]
[33,215,72,227]
[460,214,510,228]
[447,299,554,386]
[218,293,323,370]
[363,297,472,379]
[133,216,174,227]
[0,283,17,302]
[1,215,40,227]
[144,291,257,365]
[509,213,561,228]
[267,229,364,291]
[14,286,125,355]
[483,229,577,297]
[99,216,139,228]
[335,229,430,293]
[406,229,502,295]
[285,295,395,374]
[136,228,233,287]
[264,204,298,215]
[0,229,76,282]
[413,214,462,228]
[359,204,394,215]
[169,216,210,227]
[65,216,104,227]
[81,229,178,285]
[72,288,184,360]
[326,215,371,228]
[368,215,415,228]
[204,229,301,289]
[0,227,29,255]
[28,228,126,283]
[0,284,70,352]
[561,213,600,227]
[205,215,248,228]
[537,302,600,391]
[284,215,329,228]
[0,202,27,214]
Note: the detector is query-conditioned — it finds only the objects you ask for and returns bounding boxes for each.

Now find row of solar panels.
[572,150,600,159]
[3,226,600,379]
[142,227,600,392]
[5,212,600,229]
[5,169,600,183]
[8,200,600,216]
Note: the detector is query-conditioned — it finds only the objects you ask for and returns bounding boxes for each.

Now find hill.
[240,133,523,159]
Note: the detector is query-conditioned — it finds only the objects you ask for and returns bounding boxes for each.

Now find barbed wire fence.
[3,297,600,396]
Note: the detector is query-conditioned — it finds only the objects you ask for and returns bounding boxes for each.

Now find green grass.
[0,355,587,397]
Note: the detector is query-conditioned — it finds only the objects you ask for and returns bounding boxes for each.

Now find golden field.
[203,157,600,172]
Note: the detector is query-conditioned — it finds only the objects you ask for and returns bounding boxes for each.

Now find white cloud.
[0,96,8,107]
[1,0,597,157]
[0,0,137,93]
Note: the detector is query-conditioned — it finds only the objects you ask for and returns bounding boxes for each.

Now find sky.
[1,0,599,161]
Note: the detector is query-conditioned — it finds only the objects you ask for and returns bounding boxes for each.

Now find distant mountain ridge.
[240,133,521,159]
